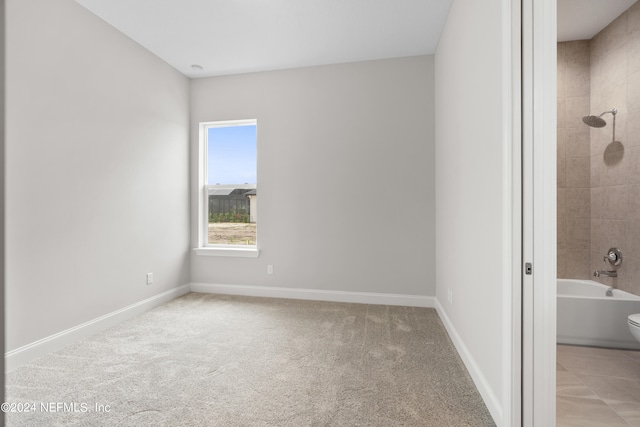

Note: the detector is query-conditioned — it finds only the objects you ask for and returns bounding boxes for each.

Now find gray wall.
[435,0,508,421]
[190,56,435,297]
[6,0,191,351]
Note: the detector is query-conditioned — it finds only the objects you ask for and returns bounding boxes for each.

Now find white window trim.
[194,119,259,258]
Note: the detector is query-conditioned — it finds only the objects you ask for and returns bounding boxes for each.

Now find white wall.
[6,0,190,351]
[1,0,5,407]
[435,0,512,423]
[191,56,435,297]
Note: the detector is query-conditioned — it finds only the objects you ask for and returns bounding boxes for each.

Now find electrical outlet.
[146,273,153,285]
[267,265,274,275]
[448,289,453,305]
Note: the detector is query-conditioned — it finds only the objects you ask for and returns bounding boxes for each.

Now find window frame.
[195,119,259,258]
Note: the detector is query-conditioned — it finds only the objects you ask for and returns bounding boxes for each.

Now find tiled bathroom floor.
[557,344,640,426]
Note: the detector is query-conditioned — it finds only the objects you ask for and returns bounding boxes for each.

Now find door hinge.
[525,262,533,275]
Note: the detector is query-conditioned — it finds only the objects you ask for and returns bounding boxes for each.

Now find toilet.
[629,314,640,342]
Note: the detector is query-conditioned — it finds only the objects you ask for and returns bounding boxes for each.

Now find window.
[197,119,258,256]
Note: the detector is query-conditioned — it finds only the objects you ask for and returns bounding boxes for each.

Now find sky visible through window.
[207,125,257,185]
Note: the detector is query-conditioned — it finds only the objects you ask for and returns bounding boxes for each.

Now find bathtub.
[557,279,640,349]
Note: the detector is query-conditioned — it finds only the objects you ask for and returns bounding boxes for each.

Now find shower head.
[582,108,618,128]
[582,115,607,128]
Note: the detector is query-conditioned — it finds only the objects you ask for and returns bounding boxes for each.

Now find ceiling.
[558,0,637,42]
[76,0,453,78]
[76,0,639,79]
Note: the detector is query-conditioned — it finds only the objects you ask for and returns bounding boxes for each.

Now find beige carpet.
[6,293,495,426]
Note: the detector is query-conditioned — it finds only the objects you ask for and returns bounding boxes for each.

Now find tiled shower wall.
[557,41,591,280]
[557,1,640,296]
[589,2,640,296]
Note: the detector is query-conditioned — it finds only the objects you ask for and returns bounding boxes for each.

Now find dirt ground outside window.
[208,223,256,245]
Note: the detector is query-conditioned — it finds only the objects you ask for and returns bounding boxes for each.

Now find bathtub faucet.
[594,269,617,278]
[594,248,622,278]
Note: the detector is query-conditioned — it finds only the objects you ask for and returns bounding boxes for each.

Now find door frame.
[521,0,557,425]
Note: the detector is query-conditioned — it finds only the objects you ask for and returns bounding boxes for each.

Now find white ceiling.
[76,0,453,78]
[558,0,637,42]
[75,0,639,79]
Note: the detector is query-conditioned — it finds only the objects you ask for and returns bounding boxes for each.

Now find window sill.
[193,247,260,258]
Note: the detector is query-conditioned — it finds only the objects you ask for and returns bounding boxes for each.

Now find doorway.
[556,1,640,425]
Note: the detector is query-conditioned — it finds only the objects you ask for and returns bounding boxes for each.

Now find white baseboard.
[435,299,502,426]
[190,282,436,308]
[6,284,190,372]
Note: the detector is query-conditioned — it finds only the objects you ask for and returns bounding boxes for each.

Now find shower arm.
[600,109,618,141]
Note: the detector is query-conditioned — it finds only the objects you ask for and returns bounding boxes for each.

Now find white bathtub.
[557,279,640,349]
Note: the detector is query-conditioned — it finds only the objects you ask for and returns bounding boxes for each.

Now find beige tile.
[567,97,591,129]
[558,351,640,379]
[591,153,604,188]
[606,401,640,427]
[617,256,640,297]
[558,360,568,371]
[627,109,640,148]
[596,11,627,53]
[600,82,627,121]
[625,221,640,260]
[558,345,631,360]
[558,61,567,100]
[558,188,567,219]
[628,185,640,221]
[591,187,607,220]
[566,127,590,158]
[559,98,567,129]
[625,146,640,185]
[591,219,626,253]
[625,350,640,363]
[558,157,567,188]
[567,65,590,98]
[566,40,590,68]
[566,157,590,188]
[577,373,640,403]
[566,219,590,249]
[628,1,640,36]
[591,53,626,95]
[558,128,567,158]
[558,41,566,62]
[607,185,628,221]
[558,247,568,279]
[591,79,626,111]
[597,142,627,187]
[557,395,629,426]
[629,27,640,76]
[566,248,591,279]
[557,370,599,398]
[566,188,590,219]
[629,71,640,113]
[558,218,568,251]
[591,9,627,76]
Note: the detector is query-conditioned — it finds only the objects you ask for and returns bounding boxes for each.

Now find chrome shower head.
[582,115,607,128]
[582,108,618,128]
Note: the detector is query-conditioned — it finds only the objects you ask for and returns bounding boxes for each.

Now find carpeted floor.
[6,293,495,426]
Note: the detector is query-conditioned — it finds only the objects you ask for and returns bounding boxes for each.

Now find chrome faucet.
[594,269,617,278]
[593,248,622,278]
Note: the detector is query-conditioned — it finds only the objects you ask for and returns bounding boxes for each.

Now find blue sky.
[207,125,257,185]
